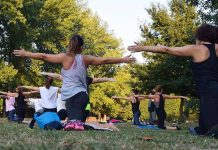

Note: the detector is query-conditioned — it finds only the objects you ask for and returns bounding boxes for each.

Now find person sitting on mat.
[22,76,59,128]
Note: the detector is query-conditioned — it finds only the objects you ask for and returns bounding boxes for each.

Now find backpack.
[34,112,63,130]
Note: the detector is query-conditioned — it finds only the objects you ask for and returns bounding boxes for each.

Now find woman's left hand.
[13,48,27,57]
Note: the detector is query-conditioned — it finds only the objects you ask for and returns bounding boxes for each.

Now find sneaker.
[74,120,84,131]
[64,120,84,131]
[64,121,75,131]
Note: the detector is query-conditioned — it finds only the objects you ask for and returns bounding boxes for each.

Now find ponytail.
[67,34,84,54]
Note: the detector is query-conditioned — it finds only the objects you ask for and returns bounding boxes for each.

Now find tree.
[0,0,128,118]
[187,0,218,24]
[90,66,138,121]
[131,0,199,122]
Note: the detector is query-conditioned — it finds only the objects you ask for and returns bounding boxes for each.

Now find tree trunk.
[178,99,185,123]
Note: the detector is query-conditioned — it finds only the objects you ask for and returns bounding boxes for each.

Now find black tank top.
[158,94,165,110]
[131,97,140,113]
[191,44,218,94]
[15,93,26,109]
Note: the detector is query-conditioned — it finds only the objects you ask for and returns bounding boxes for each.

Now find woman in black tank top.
[15,91,26,122]
[0,86,38,122]
[128,24,218,136]
[112,89,145,125]
[138,85,188,129]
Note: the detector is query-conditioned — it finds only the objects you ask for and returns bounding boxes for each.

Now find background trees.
[0,0,216,121]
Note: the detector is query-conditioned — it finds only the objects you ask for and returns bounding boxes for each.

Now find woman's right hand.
[122,55,136,63]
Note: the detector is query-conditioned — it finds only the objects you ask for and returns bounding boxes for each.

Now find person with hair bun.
[14,34,135,131]
[128,24,218,136]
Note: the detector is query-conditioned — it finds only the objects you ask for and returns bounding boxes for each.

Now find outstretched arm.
[22,86,40,92]
[163,94,189,100]
[83,55,135,67]
[40,72,63,80]
[92,78,115,84]
[111,96,131,101]
[135,94,157,100]
[0,95,6,98]
[0,91,17,97]
[23,91,39,96]
[13,48,65,64]
[128,44,196,57]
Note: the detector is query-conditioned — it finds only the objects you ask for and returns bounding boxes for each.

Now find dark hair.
[68,34,84,54]
[132,89,139,94]
[150,90,155,95]
[45,76,53,89]
[16,85,24,95]
[195,24,218,43]
[154,85,163,93]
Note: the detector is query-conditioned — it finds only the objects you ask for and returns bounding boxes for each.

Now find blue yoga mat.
[137,125,160,130]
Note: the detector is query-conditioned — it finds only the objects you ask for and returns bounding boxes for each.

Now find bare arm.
[40,72,63,80]
[111,96,131,101]
[0,91,7,95]
[0,95,6,98]
[13,48,65,64]
[135,94,157,100]
[23,91,39,96]
[83,55,135,67]
[22,86,40,92]
[92,78,115,84]
[0,91,18,97]
[128,45,196,57]
[163,94,189,100]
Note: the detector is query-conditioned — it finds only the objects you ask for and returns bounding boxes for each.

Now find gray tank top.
[61,54,87,100]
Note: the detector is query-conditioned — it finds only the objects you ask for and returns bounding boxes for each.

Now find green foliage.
[187,0,218,24]
[90,66,138,121]
[184,97,199,121]
[131,0,199,122]
[0,61,18,89]
[132,0,199,94]
[0,0,130,119]
[0,0,122,83]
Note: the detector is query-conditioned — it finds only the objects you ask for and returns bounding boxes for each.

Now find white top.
[39,86,58,109]
[57,93,66,112]
[28,98,43,112]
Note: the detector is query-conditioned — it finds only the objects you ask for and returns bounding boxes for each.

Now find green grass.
[0,119,217,150]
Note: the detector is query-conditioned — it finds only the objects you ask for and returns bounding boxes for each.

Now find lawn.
[0,119,217,150]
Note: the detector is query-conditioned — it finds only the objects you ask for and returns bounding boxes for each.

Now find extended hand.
[39,72,48,75]
[108,78,116,82]
[13,48,26,57]
[182,96,189,100]
[127,45,144,53]
[123,55,136,63]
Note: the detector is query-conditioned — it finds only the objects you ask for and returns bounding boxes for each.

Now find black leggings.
[16,108,26,121]
[197,86,218,134]
[65,92,89,122]
[156,108,166,129]
[57,109,67,120]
